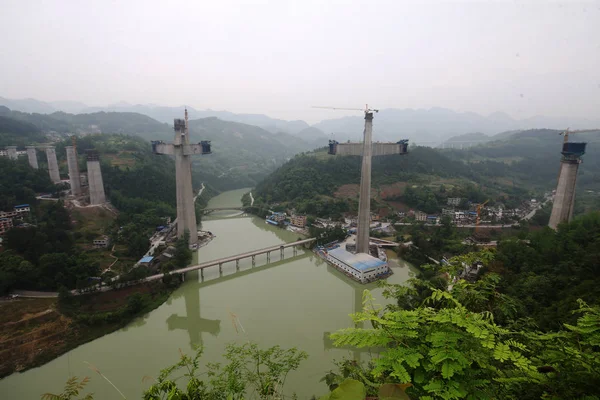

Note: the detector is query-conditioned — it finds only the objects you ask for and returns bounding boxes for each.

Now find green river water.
[0,188,417,399]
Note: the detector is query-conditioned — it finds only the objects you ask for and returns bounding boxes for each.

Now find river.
[0,188,417,399]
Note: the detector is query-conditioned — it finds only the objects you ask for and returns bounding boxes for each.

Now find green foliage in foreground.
[323,247,600,400]
[319,377,412,400]
[41,377,94,400]
[494,212,600,331]
[144,343,307,400]
[43,343,307,400]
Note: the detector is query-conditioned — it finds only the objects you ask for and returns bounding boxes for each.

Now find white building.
[93,235,111,248]
[454,211,466,221]
[325,247,390,283]
[447,197,462,206]
[414,211,427,222]
[14,204,30,214]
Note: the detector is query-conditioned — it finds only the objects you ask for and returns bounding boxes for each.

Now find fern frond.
[330,328,391,348]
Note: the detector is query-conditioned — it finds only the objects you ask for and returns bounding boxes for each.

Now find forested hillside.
[254,146,528,217]
[0,157,57,210]
[0,107,170,136]
[184,117,317,190]
[323,212,600,400]
[0,134,180,295]
[0,108,321,191]
[0,107,47,146]
[255,129,600,216]
[445,129,600,213]
[446,129,600,188]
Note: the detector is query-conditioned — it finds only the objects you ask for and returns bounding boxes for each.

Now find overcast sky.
[1,0,598,123]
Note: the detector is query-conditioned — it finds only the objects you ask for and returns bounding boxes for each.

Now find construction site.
[0,136,108,208]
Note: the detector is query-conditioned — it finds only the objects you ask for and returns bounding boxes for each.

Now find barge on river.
[317,245,392,284]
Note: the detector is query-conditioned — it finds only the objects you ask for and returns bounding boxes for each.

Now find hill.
[254,129,600,217]
[443,132,491,145]
[185,117,315,190]
[293,126,328,142]
[253,146,528,218]
[0,98,310,135]
[443,129,600,213]
[0,97,57,114]
[80,104,311,135]
[0,108,171,136]
[4,96,600,143]
[0,109,322,191]
[0,113,46,146]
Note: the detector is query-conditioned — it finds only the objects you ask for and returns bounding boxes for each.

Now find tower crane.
[559,128,599,144]
[475,199,489,236]
[313,104,379,114]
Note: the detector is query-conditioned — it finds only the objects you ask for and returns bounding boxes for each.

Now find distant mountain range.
[0,97,311,136]
[0,105,323,191]
[2,96,600,144]
[314,108,600,144]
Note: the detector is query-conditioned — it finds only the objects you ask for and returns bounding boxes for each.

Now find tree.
[125,233,149,258]
[174,231,192,268]
[330,289,539,399]
[143,343,307,400]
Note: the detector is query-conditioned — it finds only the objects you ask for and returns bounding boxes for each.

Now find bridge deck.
[145,238,316,281]
[201,207,246,211]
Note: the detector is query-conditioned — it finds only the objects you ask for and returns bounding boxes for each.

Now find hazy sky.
[1,0,599,123]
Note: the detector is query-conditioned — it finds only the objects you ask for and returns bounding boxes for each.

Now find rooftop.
[14,204,30,208]
[138,256,154,263]
[328,247,386,272]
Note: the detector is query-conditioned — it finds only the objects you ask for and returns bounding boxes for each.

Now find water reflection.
[322,265,378,359]
[249,217,306,243]
[166,271,221,347]
[165,252,312,347]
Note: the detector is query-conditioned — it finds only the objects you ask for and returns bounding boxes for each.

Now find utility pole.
[316,105,409,254]
[152,109,212,246]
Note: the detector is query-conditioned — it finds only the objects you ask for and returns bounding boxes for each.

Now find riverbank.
[0,281,178,378]
[0,189,418,399]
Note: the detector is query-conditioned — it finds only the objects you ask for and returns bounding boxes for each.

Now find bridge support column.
[267,252,270,263]
[236,259,239,271]
[200,269,204,281]
[293,246,297,256]
[252,255,255,267]
[219,263,223,276]
[280,247,284,259]
[181,273,185,282]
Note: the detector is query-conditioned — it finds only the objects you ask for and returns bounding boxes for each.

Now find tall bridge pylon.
[317,105,409,254]
[152,109,212,245]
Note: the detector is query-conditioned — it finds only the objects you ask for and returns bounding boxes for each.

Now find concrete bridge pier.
[236,259,240,271]
[26,146,38,169]
[252,255,256,266]
[66,146,81,196]
[266,252,270,263]
[219,263,223,276]
[45,146,61,183]
[200,269,204,281]
[293,246,297,256]
[280,247,284,259]
[6,146,17,160]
